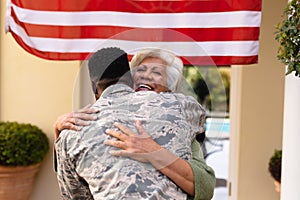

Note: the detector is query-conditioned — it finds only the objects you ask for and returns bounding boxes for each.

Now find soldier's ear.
[95,88,103,100]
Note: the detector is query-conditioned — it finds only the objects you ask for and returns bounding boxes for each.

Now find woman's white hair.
[130,48,183,92]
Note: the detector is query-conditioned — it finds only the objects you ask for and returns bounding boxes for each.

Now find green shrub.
[268,149,282,183]
[0,121,50,166]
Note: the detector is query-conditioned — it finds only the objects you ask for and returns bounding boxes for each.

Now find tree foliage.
[275,0,300,77]
[183,66,230,114]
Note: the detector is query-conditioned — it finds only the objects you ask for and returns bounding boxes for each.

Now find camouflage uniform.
[56,84,209,200]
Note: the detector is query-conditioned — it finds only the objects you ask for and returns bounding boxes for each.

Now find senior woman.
[54,48,215,200]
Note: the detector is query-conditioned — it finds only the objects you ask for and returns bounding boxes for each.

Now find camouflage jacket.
[56,84,208,200]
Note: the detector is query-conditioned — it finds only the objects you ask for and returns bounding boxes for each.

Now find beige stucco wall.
[228,0,286,200]
[0,0,286,200]
[0,3,80,199]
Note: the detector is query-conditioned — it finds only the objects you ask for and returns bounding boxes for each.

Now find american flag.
[5,0,261,66]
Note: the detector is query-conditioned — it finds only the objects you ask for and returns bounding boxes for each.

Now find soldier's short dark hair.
[88,47,132,94]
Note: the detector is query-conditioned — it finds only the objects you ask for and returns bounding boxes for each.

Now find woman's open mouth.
[135,84,154,91]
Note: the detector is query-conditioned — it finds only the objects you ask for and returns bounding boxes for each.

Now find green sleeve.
[187,139,216,200]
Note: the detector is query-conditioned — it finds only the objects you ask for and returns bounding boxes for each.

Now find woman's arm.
[53,104,99,140]
[104,121,198,196]
[53,105,99,172]
[187,139,216,200]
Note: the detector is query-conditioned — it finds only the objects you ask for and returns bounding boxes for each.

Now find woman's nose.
[141,70,152,80]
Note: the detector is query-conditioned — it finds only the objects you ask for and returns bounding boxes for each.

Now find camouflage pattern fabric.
[56,84,206,200]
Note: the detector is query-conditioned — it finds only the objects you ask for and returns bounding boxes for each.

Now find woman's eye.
[153,71,162,75]
[137,68,146,72]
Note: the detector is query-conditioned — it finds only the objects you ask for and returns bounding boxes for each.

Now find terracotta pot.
[0,163,40,200]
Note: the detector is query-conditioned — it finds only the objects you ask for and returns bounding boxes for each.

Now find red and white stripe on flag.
[5,0,261,66]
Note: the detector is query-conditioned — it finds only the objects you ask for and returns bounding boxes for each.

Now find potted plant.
[0,121,50,200]
[268,149,282,193]
[275,0,300,77]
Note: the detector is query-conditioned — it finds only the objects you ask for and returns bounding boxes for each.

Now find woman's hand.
[105,121,179,169]
[104,121,162,163]
[53,104,99,140]
[104,121,195,196]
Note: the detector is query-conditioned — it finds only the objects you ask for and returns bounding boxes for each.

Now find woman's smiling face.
[133,57,169,93]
